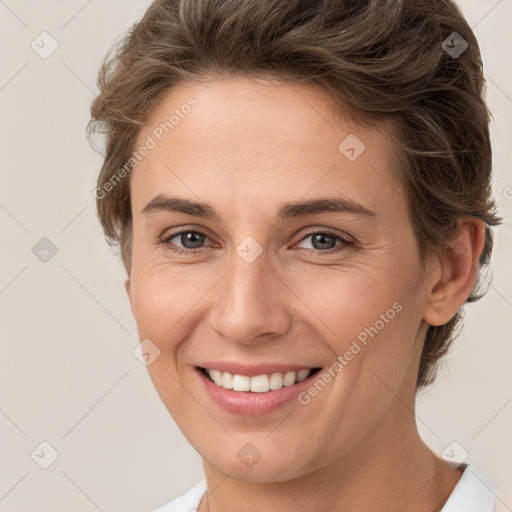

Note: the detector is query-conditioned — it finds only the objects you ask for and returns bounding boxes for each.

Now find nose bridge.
[210,239,290,344]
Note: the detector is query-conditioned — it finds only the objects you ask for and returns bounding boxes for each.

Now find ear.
[423,217,486,326]
[125,279,133,311]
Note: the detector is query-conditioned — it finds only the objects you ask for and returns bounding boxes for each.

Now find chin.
[198,435,317,483]
[208,457,310,483]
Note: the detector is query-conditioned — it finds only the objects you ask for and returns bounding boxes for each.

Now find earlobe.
[423,217,486,326]
[125,279,132,308]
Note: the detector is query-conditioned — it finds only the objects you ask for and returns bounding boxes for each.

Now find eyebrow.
[142,194,377,221]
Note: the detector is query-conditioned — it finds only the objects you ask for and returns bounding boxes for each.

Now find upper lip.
[197,361,321,377]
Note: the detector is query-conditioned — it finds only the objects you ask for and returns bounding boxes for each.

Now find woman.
[88,0,502,510]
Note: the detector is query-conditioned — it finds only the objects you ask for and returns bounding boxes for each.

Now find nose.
[208,246,292,348]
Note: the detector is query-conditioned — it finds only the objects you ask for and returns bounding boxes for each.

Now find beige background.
[0,1,511,510]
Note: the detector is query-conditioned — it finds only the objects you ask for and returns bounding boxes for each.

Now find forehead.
[130,77,404,220]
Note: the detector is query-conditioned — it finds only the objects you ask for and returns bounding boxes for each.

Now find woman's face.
[127,77,435,481]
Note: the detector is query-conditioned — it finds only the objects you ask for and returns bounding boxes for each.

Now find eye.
[160,229,211,255]
[295,230,354,255]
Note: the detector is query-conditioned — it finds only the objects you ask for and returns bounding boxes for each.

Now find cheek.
[290,258,423,396]
[129,268,207,415]
[293,261,418,342]
[129,258,224,372]
[131,270,195,340]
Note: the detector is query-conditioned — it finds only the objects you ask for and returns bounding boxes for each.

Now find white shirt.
[152,464,498,512]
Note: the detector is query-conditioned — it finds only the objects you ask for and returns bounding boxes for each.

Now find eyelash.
[159,228,355,257]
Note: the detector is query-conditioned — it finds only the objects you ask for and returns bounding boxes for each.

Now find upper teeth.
[206,368,312,393]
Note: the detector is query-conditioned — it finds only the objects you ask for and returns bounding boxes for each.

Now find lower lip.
[195,367,321,416]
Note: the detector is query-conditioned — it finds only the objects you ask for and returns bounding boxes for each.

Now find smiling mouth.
[197,366,322,393]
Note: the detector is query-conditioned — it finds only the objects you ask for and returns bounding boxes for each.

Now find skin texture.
[125,77,485,511]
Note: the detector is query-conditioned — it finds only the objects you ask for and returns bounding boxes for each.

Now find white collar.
[440,464,497,512]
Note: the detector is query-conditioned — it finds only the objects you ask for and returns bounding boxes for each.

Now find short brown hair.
[87,0,501,389]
